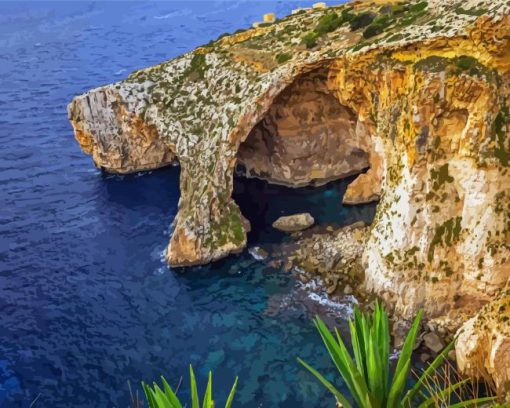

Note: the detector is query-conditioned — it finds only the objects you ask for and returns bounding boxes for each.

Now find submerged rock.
[272,213,315,232]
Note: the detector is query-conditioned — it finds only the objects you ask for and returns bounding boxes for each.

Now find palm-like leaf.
[224,376,238,408]
[202,371,213,408]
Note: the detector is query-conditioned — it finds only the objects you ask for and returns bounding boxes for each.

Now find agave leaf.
[366,329,383,408]
[395,310,423,377]
[335,326,373,407]
[353,307,372,388]
[202,371,213,408]
[224,376,238,408]
[314,317,357,394]
[401,341,455,406]
[447,396,498,408]
[386,359,411,408]
[417,379,469,408]
[297,358,353,408]
[160,376,183,408]
[374,301,390,392]
[387,309,423,408]
[189,365,200,408]
[350,319,364,380]
[153,384,174,408]
[142,382,158,408]
[329,324,371,407]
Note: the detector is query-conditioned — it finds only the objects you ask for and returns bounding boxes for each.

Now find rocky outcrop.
[271,221,368,296]
[455,287,510,398]
[328,27,510,321]
[67,84,177,173]
[69,0,510,390]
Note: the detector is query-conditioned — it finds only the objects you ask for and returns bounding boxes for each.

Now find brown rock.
[456,291,510,398]
[272,213,315,232]
[423,332,445,354]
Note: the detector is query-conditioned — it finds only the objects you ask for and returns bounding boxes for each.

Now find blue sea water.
[0,1,378,407]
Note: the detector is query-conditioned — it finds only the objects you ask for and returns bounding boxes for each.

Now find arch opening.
[236,67,372,188]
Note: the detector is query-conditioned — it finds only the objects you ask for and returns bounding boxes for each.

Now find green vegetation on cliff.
[298,304,496,408]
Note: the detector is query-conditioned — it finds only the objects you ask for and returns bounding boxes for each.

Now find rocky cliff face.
[456,286,510,396]
[68,0,510,393]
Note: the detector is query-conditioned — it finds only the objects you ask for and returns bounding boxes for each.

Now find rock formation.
[455,286,510,396]
[272,213,315,232]
[68,0,510,393]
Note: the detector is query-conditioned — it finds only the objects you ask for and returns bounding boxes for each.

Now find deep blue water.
[0,1,378,407]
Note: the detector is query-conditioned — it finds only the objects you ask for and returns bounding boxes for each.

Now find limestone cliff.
[68,0,510,392]
[456,286,510,396]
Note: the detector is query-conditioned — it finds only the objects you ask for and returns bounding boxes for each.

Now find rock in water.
[423,332,445,354]
[272,213,315,232]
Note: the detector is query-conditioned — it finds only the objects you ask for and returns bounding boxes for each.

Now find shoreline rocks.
[271,221,368,297]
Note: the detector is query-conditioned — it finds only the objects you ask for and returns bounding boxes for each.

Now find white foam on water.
[154,266,168,276]
[248,247,266,261]
[307,292,356,317]
[153,10,191,20]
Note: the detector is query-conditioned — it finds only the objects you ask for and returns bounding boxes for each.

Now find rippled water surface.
[0,1,379,407]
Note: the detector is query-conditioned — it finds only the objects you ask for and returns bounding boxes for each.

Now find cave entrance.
[236,67,370,187]
[234,67,377,244]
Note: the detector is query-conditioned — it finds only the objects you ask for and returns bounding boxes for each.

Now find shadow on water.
[100,166,181,211]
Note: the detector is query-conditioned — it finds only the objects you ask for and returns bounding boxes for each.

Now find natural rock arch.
[68,2,510,391]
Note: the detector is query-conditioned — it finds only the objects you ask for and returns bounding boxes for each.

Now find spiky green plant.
[142,365,238,408]
[298,302,496,408]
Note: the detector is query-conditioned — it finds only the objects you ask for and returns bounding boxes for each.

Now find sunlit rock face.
[69,0,510,390]
[455,287,510,398]
[237,68,369,187]
[67,84,176,173]
[327,39,510,321]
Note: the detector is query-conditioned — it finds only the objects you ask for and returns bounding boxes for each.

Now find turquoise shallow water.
[0,1,382,407]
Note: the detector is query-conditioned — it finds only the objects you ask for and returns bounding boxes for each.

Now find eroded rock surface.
[272,213,315,232]
[270,221,368,296]
[456,287,510,398]
[69,0,510,390]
